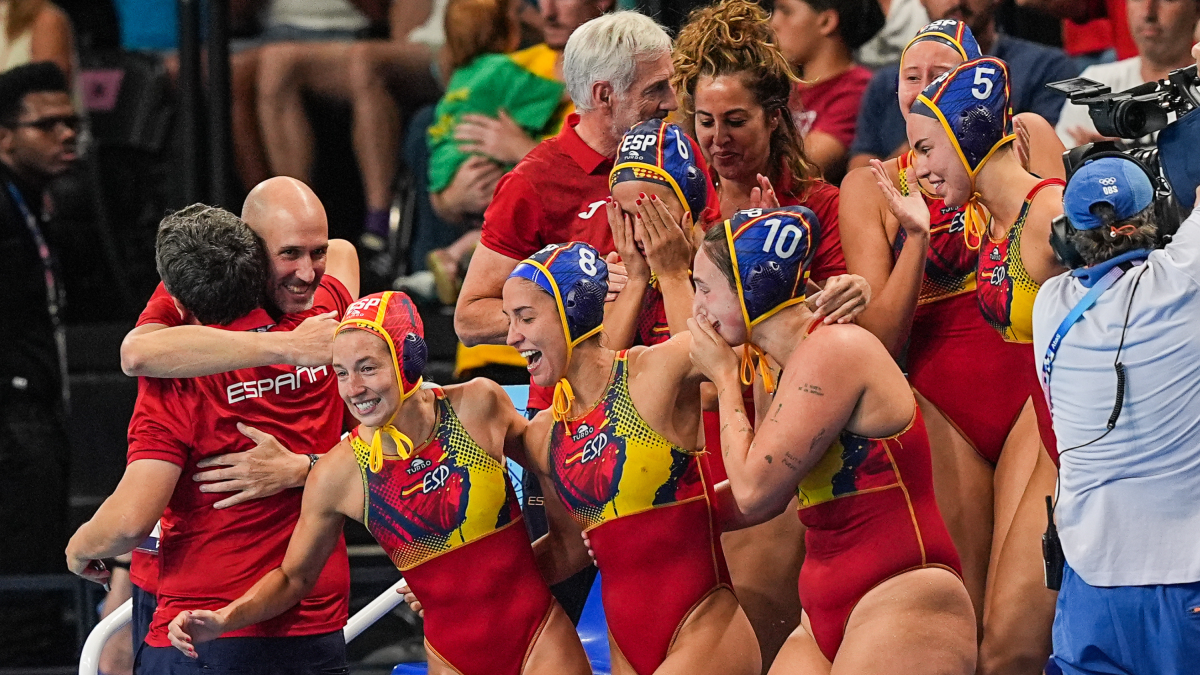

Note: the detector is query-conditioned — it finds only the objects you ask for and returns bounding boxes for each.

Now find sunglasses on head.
[9,114,80,133]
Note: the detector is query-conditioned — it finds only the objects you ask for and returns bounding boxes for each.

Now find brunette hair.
[444,0,518,72]
[156,204,267,325]
[672,0,819,197]
[1067,203,1160,267]
[701,222,738,290]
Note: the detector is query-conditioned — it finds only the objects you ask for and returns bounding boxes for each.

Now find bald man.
[84,180,359,671]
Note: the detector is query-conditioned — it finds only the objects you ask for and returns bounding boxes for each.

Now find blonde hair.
[5,0,44,42]
[444,0,518,72]
[563,11,672,112]
[672,0,819,196]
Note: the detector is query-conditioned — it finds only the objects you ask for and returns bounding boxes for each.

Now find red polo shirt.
[483,114,721,409]
[126,278,352,646]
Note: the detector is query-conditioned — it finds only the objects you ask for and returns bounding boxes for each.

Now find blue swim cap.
[509,242,608,420]
[610,118,709,220]
[901,19,982,63]
[911,57,1015,249]
[720,206,821,393]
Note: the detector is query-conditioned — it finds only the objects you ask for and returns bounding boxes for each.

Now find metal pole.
[206,0,233,207]
[177,0,205,203]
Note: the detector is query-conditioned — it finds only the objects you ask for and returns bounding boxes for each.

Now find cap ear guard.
[508,242,608,421]
[401,333,428,386]
[723,206,821,394]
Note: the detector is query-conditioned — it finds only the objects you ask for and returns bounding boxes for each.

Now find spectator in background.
[256,0,445,252]
[772,0,885,183]
[0,61,78,666]
[0,0,74,82]
[849,0,1079,171]
[855,0,931,68]
[1017,0,1137,70]
[428,0,608,228]
[412,0,568,305]
[1055,0,1199,148]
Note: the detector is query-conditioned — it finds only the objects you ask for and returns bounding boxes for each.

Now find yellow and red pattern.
[351,388,520,571]
[547,352,706,530]
[976,179,1064,343]
[797,420,912,510]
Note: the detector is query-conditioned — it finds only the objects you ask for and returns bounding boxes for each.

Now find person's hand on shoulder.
[812,274,872,325]
[282,311,338,367]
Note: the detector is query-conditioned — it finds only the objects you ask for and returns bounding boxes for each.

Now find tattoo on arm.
[799,383,824,396]
[765,454,773,464]
[782,451,801,471]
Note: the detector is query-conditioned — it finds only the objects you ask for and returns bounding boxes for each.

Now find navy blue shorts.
[1051,563,1200,675]
[130,585,155,657]
[133,629,347,675]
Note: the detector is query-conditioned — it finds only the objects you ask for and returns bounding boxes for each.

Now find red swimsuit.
[894,153,1050,464]
[797,404,962,660]
[351,388,553,675]
[547,352,730,675]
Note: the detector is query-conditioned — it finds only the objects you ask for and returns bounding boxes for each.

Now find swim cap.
[722,206,820,392]
[610,118,709,220]
[509,242,608,420]
[901,19,981,63]
[337,291,428,471]
[911,57,1014,249]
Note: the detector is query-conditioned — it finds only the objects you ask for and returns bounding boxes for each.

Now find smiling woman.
[503,242,762,675]
[165,291,591,675]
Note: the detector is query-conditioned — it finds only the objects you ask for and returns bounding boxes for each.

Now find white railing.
[78,578,408,675]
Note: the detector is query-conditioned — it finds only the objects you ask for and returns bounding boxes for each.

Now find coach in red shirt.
[67,180,359,674]
[455,11,722,410]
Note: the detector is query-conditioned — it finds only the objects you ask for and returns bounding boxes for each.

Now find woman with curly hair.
[670,2,866,667]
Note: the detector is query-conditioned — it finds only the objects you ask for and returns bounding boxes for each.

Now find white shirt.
[1055,57,1145,148]
[266,0,369,32]
[854,0,929,69]
[1032,204,1200,587]
[406,0,449,50]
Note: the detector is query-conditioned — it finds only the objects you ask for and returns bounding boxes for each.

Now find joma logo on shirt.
[226,365,329,404]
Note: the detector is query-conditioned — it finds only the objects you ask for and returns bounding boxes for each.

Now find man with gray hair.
[452,9,707,620]
[455,10,679,361]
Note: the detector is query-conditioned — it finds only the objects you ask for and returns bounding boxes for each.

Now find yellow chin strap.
[915,93,1016,251]
[723,219,808,395]
[521,259,604,422]
[337,308,424,473]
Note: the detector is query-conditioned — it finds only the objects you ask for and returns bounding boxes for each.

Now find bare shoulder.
[307,439,362,511]
[796,322,893,369]
[443,377,511,416]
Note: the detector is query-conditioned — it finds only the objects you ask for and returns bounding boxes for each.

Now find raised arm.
[602,199,652,350]
[166,444,361,656]
[456,245,522,346]
[688,316,861,524]
[120,312,339,378]
[120,238,357,378]
[66,459,181,584]
[840,162,930,356]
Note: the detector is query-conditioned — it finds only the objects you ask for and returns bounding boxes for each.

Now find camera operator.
[1054,0,1199,148]
[1032,150,1200,674]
